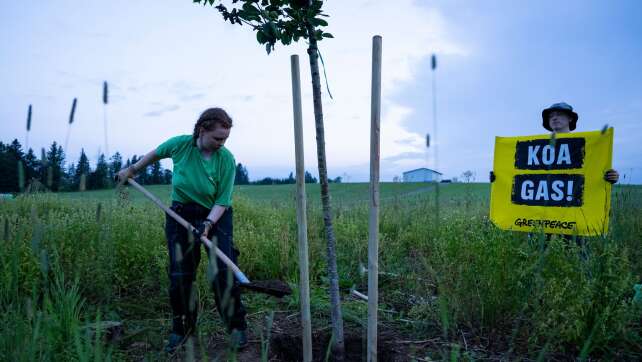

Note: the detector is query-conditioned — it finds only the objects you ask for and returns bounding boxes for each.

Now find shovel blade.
[240,280,292,298]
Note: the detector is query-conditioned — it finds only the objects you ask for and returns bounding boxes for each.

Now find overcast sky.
[1,0,641,183]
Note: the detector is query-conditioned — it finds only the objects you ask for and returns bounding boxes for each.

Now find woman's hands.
[115,166,137,185]
[200,219,213,238]
[194,206,227,241]
[114,149,161,186]
[193,219,214,240]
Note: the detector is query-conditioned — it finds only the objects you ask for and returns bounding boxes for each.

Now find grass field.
[57,182,486,206]
[1,182,641,360]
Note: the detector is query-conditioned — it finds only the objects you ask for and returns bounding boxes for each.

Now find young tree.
[90,154,109,189]
[461,170,474,183]
[45,141,65,191]
[75,149,91,191]
[150,160,163,184]
[191,1,345,357]
[235,163,250,185]
[130,155,138,168]
[24,148,39,186]
[304,170,317,184]
[64,162,76,191]
[0,140,23,192]
[163,169,173,184]
[109,152,123,181]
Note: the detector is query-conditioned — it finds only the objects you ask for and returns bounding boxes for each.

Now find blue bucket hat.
[542,102,578,131]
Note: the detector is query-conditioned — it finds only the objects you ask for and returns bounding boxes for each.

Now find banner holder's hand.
[604,169,619,184]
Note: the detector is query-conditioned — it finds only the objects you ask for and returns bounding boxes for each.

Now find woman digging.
[116,107,248,353]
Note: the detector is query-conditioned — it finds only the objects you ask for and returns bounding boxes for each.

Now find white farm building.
[402,168,442,182]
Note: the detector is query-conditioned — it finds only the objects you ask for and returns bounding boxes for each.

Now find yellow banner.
[490,128,613,236]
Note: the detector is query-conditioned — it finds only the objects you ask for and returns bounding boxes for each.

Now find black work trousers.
[165,201,247,335]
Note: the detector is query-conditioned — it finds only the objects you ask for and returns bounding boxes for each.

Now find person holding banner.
[489,102,620,238]
[491,102,619,183]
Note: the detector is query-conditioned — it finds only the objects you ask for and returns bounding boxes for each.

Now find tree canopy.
[193,0,332,54]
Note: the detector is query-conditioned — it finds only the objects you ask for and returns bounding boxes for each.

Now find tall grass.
[0,183,640,359]
[0,261,112,361]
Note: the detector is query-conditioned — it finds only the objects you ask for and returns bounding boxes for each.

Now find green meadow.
[1,183,641,360]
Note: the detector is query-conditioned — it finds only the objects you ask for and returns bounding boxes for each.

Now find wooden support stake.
[291,54,313,362]
[368,35,382,362]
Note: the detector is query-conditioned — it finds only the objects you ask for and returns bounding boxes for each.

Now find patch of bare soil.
[163,330,264,362]
[126,312,427,361]
[269,312,413,362]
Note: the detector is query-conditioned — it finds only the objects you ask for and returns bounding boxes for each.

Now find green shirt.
[156,135,236,209]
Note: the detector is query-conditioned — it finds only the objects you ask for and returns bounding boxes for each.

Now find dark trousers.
[165,201,247,335]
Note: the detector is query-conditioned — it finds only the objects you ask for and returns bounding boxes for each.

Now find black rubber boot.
[230,329,248,350]
[164,333,187,354]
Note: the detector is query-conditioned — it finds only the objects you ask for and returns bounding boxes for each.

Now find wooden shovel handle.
[125,178,251,284]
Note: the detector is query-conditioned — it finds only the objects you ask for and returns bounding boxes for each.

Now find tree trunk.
[306,23,345,361]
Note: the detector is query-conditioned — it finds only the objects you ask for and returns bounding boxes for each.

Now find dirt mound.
[269,313,410,361]
[155,312,421,361]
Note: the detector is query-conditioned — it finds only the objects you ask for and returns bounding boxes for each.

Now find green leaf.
[241,2,261,17]
[281,31,292,45]
[239,11,260,21]
[310,17,328,27]
[306,7,321,20]
[256,30,267,44]
[282,20,295,33]
[284,7,298,18]
[267,21,278,37]
[322,32,334,38]
[314,29,323,40]
[265,4,282,13]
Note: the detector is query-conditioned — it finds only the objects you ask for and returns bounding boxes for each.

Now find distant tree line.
[0,139,171,193]
[234,163,336,185]
[1,139,334,194]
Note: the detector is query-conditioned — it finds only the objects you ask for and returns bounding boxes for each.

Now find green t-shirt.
[155,135,236,209]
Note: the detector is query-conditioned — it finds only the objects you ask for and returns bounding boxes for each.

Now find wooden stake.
[368,35,382,362]
[291,54,313,362]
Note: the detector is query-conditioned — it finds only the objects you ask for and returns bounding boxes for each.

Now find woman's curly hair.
[192,107,233,144]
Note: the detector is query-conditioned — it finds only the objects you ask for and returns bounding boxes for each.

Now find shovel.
[123,178,292,298]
